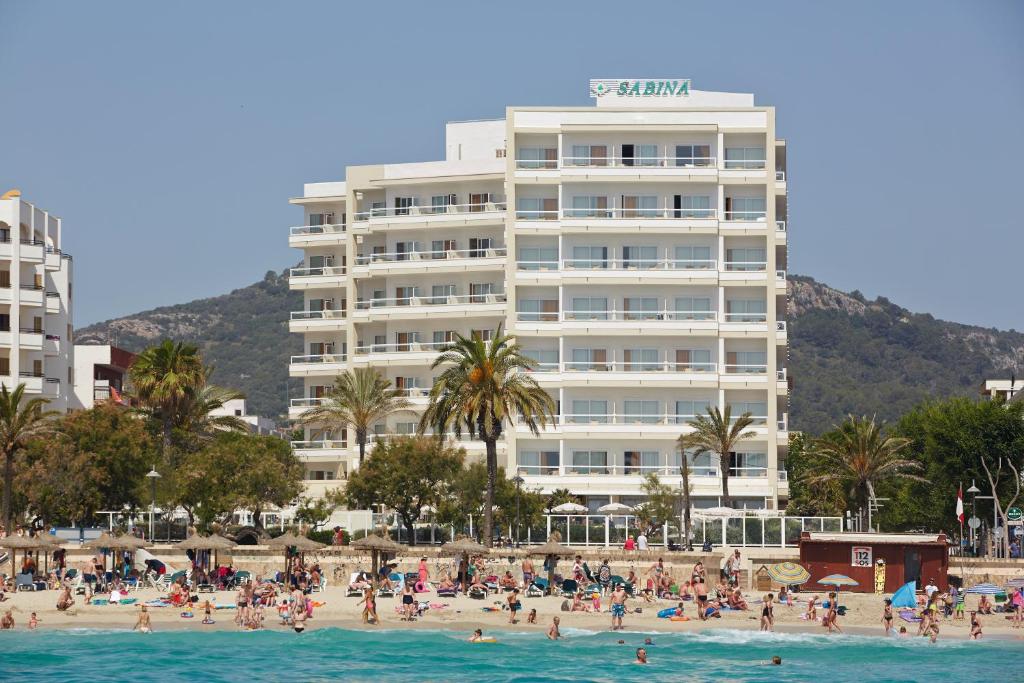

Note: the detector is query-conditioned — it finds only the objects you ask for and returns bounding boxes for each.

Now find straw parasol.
[0,534,57,577]
[266,532,326,576]
[528,536,575,595]
[767,561,811,586]
[175,533,237,570]
[83,532,147,575]
[351,533,404,576]
[440,537,489,590]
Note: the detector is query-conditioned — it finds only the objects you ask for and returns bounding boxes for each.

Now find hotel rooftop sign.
[589,78,691,98]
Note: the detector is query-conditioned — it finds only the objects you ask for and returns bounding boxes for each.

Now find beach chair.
[346,572,365,598]
[310,575,326,593]
[15,572,36,592]
[233,570,252,587]
[559,579,579,598]
[525,582,544,598]
[468,585,488,600]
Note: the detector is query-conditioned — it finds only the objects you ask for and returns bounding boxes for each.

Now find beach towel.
[899,609,922,623]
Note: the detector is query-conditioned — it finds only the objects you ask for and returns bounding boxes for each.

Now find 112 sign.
[851,546,873,567]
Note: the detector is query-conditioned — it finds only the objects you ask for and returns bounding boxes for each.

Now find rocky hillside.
[77,271,1024,433]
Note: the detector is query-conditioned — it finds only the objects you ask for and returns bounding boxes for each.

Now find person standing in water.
[882,598,894,635]
[401,582,415,621]
[760,593,774,631]
[634,648,648,664]
[547,616,561,640]
[133,605,152,633]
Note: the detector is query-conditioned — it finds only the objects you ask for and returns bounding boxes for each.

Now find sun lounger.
[559,579,578,598]
[347,572,368,597]
[15,573,36,592]
[468,585,487,600]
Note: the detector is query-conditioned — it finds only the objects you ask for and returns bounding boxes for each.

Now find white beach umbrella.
[551,502,589,514]
[702,507,737,517]
[597,503,633,515]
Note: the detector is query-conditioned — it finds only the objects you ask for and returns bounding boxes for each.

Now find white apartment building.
[0,190,74,411]
[288,81,790,511]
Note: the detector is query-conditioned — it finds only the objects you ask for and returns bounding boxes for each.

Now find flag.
[109,385,127,406]
[956,483,965,524]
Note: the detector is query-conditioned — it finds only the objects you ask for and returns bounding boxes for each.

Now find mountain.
[76,271,1024,434]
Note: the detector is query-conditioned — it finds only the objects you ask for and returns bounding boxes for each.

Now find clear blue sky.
[1,0,1021,329]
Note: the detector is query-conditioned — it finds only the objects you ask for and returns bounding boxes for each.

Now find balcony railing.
[723,261,768,272]
[776,220,787,232]
[290,266,346,278]
[353,202,507,221]
[722,211,768,221]
[722,159,767,170]
[722,312,768,323]
[722,364,768,374]
[553,413,722,426]
[560,361,718,373]
[563,207,717,220]
[517,258,718,272]
[355,293,506,310]
[290,309,346,321]
[290,397,325,409]
[777,368,787,381]
[290,223,346,236]
[561,155,717,168]
[396,387,430,398]
[517,309,718,323]
[538,465,768,478]
[290,354,347,365]
[355,247,507,265]
[776,170,786,181]
[355,341,449,354]
[291,439,348,450]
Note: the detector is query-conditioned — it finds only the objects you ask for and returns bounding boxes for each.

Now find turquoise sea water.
[1,626,1018,682]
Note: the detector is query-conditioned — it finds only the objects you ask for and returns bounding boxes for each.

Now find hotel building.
[0,190,74,411]
[288,82,790,510]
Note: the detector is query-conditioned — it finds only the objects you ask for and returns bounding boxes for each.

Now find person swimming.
[635,647,648,664]
[547,616,561,640]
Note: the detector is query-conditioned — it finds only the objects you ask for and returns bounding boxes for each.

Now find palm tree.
[678,406,757,509]
[129,340,204,460]
[420,327,555,547]
[804,415,925,528]
[175,368,249,438]
[0,384,57,531]
[300,367,411,467]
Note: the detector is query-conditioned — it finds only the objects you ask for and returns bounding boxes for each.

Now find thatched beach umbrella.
[441,537,489,591]
[0,534,56,577]
[267,532,326,576]
[528,536,574,595]
[351,534,404,577]
[83,532,147,576]
[175,533,237,571]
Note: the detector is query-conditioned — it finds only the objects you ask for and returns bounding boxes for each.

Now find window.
[0,271,9,288]
[675,399,713,423]
[518,147,557,169]
[518,246,557,270]
[431,284,456,305]
[430,194,456,214]
[624,450,661,474]
[730,452,768,477]
[622,246,657,269]
[673,296,713,320]
[569,195,609,218]
[520,450,559,474]
[569,296,608,320]
[395,286,419,306]
[495,148,506,158]
[725,350,767,373]
[307,254,334,273]
[468,193,491,212]
[308,212,335,228]
[725,299,767,322]
[570,399,608,423]
[569,348,608,371]
[395,331,419,351]
[470,329,493,341]
[468,237,492,258]
[469,282,494,303]
[370,201,386,217]
[673,195,712,219]
[686,450,718,476]
[394,196,415,216]
[431,239,456,258]
[621,144,658,167]
[395,421,417,435]
[518,298,558,321]
[621,195,659,217]
[569,144,607,167]
[395,241,420,261]
[0,357,10,376]
[674,245,713,269]
[675,144,712,167]
[623,348,658,371]
[624,399,660,424]
[522,348,558,370]
[674,349,713,372]
[516,197,558,219]
[623,297,659,320]
[724,147,766,169]
[569,246,607,269]
[728,401,767,423]
[724,196,766,220]
[571,449,608,474]
[725,247,766,271]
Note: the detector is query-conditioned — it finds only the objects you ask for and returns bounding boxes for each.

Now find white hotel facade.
[288,83,790,511]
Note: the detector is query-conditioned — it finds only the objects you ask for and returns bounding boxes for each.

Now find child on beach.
[202,601,215,625]
[970,611,982,640]
[591,590,601,612]
[527,608,537,624]
[28,612,38,629]
[805,595,818,621]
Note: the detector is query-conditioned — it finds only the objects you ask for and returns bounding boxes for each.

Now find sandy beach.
[3,583,1021,642]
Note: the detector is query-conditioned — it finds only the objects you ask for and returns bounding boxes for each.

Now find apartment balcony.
[291,439,349,460]
[45,291,61,313]
[776,367,789,394]
[6,374,43,393]
[351,203,507,233]
[43,334,60,356]
[289,309,347,332]
[720,261,768,285]
[288,266,347,291]
[720,210,769,232]
[719,156,768,182]
[289,353,348,377]
[541,155,719,182]
[352,341,447,367]
[528,360,721,389]
[777,413,789,442]
[515,413,771,439]
[775,319,788,343]
[775,220,787,243]
[0,239,45,263]
[41,377,60,396]
[515,257,719,285]
[352,293,507,322]
[17,329,44,350]
[44,246,63,270]
[556,207,720,233]
[288,397,324,419]
[288,223,347,248]
[514,308,719,336]
[352,248,507,278]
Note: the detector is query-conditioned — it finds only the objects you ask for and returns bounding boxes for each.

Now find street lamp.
[512,470,525,548]
[967,481,981,551]
[145,469,162,541]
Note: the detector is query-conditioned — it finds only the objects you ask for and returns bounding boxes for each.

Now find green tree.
[232,433,304,530]
[300,367,411,467]
[805,415,925,530]
[420,327,555,546]
[344,436,464,545]
[678,406,757,508]
[17,403,154,526]
[544,488,580,513]
[784,431,846,517]
[129,340,204,461]
[175,368,248,438]
[0,384,56,531]
[634,473,680,536]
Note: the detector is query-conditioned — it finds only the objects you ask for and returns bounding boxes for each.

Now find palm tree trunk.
[483,437,497,547]
[357,429,367,467]
[680,459,693,550]
[162,415,173,462]
[405,515,417,547]
[2,449,13,533]
[720,452,731,508]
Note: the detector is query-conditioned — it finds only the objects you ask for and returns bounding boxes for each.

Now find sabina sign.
[589,79,692,98]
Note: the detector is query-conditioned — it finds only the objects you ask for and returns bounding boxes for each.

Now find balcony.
[291,439,349,460]
[352,340,447,366]
[352,203,507,232]
[515,257,719,285]
[42,377,60,396]
[289,353,348,377]
[288,223,347,248]
[18,329,43,350]
[288,266,347,291]
[515,206,721,232]
[352,248,507,277]
[5,374,42,393]
[45,291,60,313]
[516,412,771,438]
[289,397,325,419]
[552,155,719,182]
[527,360,721,388]
[516,308,718,332]
[352,293,507,322]
[775,320,788,343]
[288,309,346,332]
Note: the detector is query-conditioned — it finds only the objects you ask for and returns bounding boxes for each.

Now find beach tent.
[890,580,917,608]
